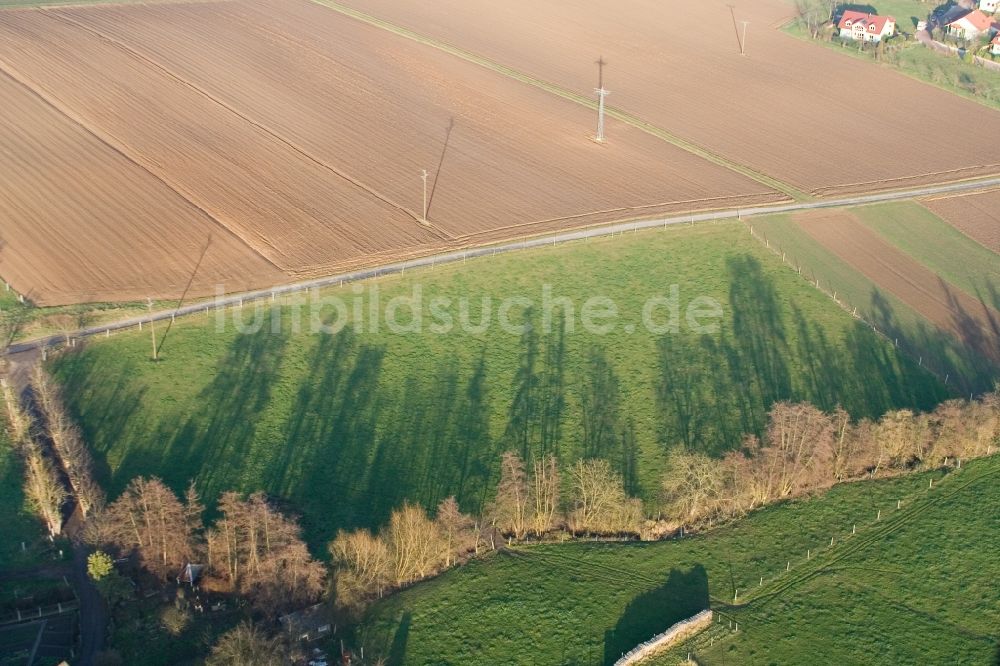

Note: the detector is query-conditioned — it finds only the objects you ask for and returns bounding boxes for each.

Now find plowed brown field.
[337,0,1000,197]
[0,69,284,306]
[0,0,783,305]
[921,189,1000,253]
[795,210,1000,364]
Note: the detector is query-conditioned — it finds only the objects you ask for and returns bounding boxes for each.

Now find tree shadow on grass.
[386,611,412,666]
[52,350,148,496]
[158,324,288,501]
[603,564,710,665]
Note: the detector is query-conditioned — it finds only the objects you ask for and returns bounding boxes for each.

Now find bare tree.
[529,456,561,536]
[490,451,529,539]
[207,621,288,666]
[329,528,392,605]
[568,459,642,535]
[762,402,835,498]
[207,492,324,614]
[384,502,443,585]
[100,477,194,578]
[23,450,67,537]
[795,0,835,38]
[661,449,724,524]
[32,367,105,517]
[435,497,476,567]
[2,381,33,448]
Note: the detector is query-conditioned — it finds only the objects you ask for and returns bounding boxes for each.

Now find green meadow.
[51,223,946,550]
[0,427,45,571]
[358,460,999,665]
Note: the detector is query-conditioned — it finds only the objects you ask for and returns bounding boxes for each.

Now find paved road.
[6,175,1000,355]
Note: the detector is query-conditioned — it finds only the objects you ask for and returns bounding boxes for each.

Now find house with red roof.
[947,9,996,40]
[838,11,896,43]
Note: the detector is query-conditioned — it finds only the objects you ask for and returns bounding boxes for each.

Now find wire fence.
[741,219,977,395]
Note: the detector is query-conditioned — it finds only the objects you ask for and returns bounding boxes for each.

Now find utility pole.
[147,298,158,361]
[594,56,609,143]
[741,21,750,56]
[421,169,429,222]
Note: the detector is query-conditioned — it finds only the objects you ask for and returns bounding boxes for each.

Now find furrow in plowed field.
[0,68,284,306]
[0,0,785,304]
[794,210,1000,364]
[921,189,1000,254]
[333,0,1000,196]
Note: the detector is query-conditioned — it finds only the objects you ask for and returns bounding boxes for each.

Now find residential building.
[838,11,896,42]
[980,0,998,14]
[947,9,995,40]
[992,33,1000,54]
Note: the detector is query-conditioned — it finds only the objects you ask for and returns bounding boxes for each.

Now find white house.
[838,11,896,42]
[980,0,998,14]
[947,10,995,40]
[992,33,1000,55]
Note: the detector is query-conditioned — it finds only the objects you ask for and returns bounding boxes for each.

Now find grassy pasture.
[358,460,999,665]
[0,426,47,571]
[752,204,1000,393]
[664,456,1000,665]
[50,223,945,551]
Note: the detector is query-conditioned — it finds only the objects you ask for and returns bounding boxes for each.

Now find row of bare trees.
[86,479,325,616]
[490,452,643,538]
[0,367,107,540]
[331,393,999,608]
[32,367,105,518]
[332,454,647,609]
[661,396,1000,527]
[2,378,67,537]
[330,498,480,610]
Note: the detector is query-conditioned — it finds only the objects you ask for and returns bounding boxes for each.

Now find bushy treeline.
[331,454,651,609]
[663,397,999,526]
[332,393,1000,608]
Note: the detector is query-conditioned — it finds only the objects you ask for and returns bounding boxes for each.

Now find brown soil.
[921,189,1000,254]
[337,0,1000,197]
[795,210,1000,364]
[0,0,783,305]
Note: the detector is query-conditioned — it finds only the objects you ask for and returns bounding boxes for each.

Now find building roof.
[838,11,895,34]
[948,9,994,32]
[993,33,1000,45]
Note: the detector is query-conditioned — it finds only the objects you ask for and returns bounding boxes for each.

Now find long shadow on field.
[425,118,455,220]
[539,319,567,460]
[365,353,497,529]
[504,314,540,461]
[267,329,386,543]
[162,324,288,500]
[268,329,498,546]
[53,350,147,495]
[867,288,997,396]
[580,344,638,489]
[656,257,794,453]
[940,276,1000,366]
[504,310,570,464]
[602,565,709,665]
[581,345,622,460]
[386,612,412,666]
